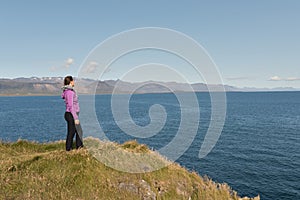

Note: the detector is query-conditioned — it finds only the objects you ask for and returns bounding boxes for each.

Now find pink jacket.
[61,86,80,120]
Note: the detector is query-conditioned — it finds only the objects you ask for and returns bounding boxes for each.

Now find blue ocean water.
[0,92,299,199]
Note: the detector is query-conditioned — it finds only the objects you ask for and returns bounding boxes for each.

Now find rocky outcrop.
[118,179,156,200]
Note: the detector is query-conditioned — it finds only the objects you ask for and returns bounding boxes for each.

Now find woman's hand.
[75,119,80,125]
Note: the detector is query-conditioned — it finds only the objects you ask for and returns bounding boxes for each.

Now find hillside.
[0,138,259,200]
[0,77,233,96]
[1,77,297,96]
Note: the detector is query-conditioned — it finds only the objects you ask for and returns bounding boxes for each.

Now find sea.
[0,92,299,200]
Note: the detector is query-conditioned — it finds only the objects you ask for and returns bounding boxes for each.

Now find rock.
[118,182,138,194]
[239,194,260,200]
[139,180,156,200]
[118,180,156,200]
[253,195,260,200]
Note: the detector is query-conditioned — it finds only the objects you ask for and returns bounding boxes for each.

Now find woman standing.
[61,76,83,151]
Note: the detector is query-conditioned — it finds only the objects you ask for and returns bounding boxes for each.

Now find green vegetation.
[0,138,259,200]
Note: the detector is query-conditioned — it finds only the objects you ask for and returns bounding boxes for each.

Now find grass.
[0,138,259,200]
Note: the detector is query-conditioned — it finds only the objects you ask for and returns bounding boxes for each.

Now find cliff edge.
[0,138,259,200]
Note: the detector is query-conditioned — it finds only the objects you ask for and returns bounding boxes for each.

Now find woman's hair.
[64,76,73,85]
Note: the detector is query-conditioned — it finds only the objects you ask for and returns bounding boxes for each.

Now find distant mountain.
[0,77,63,96]
[0,77,298,96]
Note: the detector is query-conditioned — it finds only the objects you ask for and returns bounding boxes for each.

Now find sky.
[0,0,300,88]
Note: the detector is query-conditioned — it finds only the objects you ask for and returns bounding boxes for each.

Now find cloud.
[49,57,74,72]
[269,76,300,81]
[286,77,300,81]
[65,58,74,68]
[83,61,99,73]
[269,76,282,81]
[82,61,111,74]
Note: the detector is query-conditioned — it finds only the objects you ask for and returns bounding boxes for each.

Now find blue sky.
[0,0,299,88]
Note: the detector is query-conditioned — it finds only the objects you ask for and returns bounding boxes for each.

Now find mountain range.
[0,77,298,96]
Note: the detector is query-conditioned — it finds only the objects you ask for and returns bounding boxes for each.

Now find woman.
[61,75,83,151]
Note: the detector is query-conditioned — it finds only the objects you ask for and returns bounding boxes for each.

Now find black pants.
[64,112,83,151]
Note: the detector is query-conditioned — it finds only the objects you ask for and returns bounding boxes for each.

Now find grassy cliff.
[0,138,259,200]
